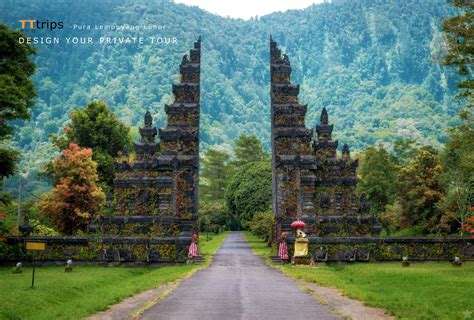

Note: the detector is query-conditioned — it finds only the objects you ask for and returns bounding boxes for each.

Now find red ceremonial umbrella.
[291,219,306,230]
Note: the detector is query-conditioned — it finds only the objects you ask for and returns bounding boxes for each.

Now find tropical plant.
[38,143,105,235]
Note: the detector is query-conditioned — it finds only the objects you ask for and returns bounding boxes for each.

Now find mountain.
[0,0,460,193]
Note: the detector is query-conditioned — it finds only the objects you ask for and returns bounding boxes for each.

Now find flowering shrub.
[463,216,474,238]
[38,143,105,235]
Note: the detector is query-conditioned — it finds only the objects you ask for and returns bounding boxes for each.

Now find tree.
[442,0,474,102]
[53,100,130,188]
[438,113,474,233]
[38,143,105,235]
[357,145,398,215]
[200,148,230,202]
[199,148,234,230]
[0,23,36,203]
[232,134,270,167]
[439,1,474,234]
[392,139,419,165]
[249,209,274,243]
[225,161,272,228]
[198,201,228,233]
[397,147,444,233]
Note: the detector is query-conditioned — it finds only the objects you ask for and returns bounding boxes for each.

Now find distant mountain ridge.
[0,0,459,178]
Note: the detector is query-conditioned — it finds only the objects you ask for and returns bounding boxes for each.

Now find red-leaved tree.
[38,143,105,235]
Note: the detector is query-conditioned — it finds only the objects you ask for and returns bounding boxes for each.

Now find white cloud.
[174,0,326,20]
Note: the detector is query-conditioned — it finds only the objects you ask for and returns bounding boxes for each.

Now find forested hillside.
[0,0,460,193]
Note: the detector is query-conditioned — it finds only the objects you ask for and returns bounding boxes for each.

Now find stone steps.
[187,256,206,264]
[270,256,288,264]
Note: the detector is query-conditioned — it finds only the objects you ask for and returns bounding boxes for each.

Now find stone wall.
[2,235,191,264]
[282,236,474,262]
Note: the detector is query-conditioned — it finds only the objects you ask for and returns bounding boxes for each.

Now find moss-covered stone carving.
[270,37,378,239]
[81,38,202,263]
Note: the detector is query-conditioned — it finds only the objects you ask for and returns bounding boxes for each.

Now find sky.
[174,0,326,20]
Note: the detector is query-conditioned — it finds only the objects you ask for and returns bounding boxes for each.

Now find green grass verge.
[243,231,474,320]
[0,232,228,320]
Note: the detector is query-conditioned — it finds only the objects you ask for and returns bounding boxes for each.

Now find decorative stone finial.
[320,107,328,125]
[359,193,370,213]
[342,143,350,158]
[139,111,157,144]
[144,111,152,126]
[19,213,33,236]
[182,54,190,65]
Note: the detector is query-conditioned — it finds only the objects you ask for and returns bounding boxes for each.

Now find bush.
[38,143,105,235]
[225,161,271,228]
[30,219,58,236]
[199,200,228,233]
[249,209,274,243]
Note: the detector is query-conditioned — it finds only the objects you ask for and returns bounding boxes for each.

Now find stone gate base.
[283,236,474,262]
[1,236,192,265]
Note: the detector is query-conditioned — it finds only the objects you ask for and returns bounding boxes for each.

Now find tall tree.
[52,100,130,188]
[392,139,419,165]
[442,0,474,102]
[357,145,398,215]
[439,0,474,233]
[199,148,233,230]
[200,148,230,202]
[225,161,272,229]
[397,147,444,233]
[38,143,105,235]
[232,134,269,167]
[438,112,474,233]
[0,23,36,203]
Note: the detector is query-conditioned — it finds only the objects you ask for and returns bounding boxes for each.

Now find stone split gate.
[2,37,473,264]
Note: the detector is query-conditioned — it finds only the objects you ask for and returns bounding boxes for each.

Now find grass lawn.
[243,232,474,320]
[0,232,228,320]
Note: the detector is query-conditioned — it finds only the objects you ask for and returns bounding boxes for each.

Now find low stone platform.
[1,235,192,264]
[286,236,474,262]
[2,235,473,264]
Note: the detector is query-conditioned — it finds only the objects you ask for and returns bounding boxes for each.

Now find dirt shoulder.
[299,280,394,320]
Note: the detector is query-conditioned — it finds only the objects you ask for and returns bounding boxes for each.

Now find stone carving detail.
[270,37,380,237]
[343,248,357,262]
[101,247,115,261]
[320,192,331,210]
[313,247,329,262]
[357,248,371,261]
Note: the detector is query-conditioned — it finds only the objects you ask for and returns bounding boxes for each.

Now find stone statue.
[144,111,152,126]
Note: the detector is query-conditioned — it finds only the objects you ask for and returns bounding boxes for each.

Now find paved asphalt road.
[141,232,340,320]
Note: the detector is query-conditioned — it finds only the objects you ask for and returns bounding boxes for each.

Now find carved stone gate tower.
[95,38,201,262]
[270,37,379,239]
